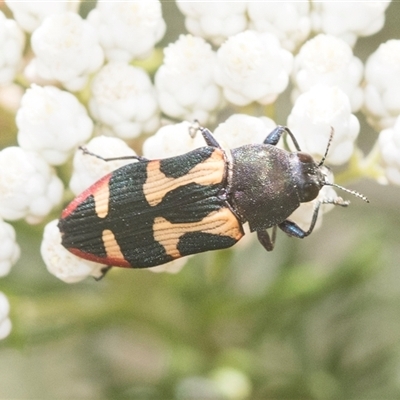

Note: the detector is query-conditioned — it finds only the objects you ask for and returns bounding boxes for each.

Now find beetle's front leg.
[263,126,301,151]
[189,120,222,149]
[257,226,277,251]
[278,202,323,239]
[279,197,350,239]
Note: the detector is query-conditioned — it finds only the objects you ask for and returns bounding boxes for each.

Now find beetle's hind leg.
[79,146,149,162]
[257,226,277,251]
[189,120,222,149]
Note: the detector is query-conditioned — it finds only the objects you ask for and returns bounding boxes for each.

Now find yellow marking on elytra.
[153,208,243,258]
[143,149,225,207]
[102,229,125,261]
[93,183,110,218]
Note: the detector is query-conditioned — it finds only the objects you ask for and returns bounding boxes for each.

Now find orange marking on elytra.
[102,229,125,261]
[153,208,243,258]
[143,149,225,207]
[93,183,110,218]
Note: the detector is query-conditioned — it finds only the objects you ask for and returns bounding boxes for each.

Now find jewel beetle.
[58,124,368,269]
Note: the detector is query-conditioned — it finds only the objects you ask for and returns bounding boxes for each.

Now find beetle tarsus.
[94,266,112,281]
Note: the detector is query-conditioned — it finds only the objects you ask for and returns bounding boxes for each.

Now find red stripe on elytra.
[68,247,132,268]
[61,173,112,219]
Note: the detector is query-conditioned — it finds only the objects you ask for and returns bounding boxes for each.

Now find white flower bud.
[30,12,104,91]
[364,40,400,130]
[0,219,20,277]
[5,0,74,33]
[69,136,137,196]
[311,1,390,47]
[41,219,105,283]
[292,34,364,112]
[378,116,400,186]
[0,10,25,85]
[89,62,159,139]
[87,0,166,62]
[287,85,360,165]
[155,35,221,124]
[215,30,293,106]
[176,1,247,45]
[0,292,11,340]
[16,85,93,165]
[0,147,63,224]
[248,2,311,51]
[213,114,276,149]
[143,121,205,159]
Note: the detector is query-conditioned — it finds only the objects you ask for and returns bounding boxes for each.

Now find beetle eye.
[299,182,320,202]
[297,152,313,164]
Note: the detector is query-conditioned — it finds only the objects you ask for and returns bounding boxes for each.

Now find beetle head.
[291,128,369,204]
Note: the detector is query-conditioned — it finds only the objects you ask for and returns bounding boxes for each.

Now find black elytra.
[58,123,368,270]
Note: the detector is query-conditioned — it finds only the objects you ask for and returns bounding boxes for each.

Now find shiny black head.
[290,128,368,205]
[290,151,326,203]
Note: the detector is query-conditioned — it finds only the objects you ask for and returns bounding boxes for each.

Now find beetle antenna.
[324,182,369,203]
[318,127,334,167]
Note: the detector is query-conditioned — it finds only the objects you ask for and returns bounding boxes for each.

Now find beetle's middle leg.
[257,226,277,251]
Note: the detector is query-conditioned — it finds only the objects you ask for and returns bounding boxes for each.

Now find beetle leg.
[279,201,322,238]
[94,266,112,281]
[199,127,222,148]
[264,126,301,151]
[257,226,277,251]
[279,197,350,239]
[188,120,222,148]
[79,146,149,162]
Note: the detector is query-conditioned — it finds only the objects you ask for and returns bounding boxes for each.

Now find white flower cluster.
[155,35,221,124]
[89,62,159,139]
[364,40,400,130]
[248,2,311,52]
[0,219,20,277]
[288,85,360,166]
[0,0,396,293]
[87,1,166,62]
[69,136,137,196]
[215,30,293,106]
[5,0,73,33]
[29,12,104,92]
[0,147,63,223]
[379,116,400,186]
[177,2,390,49]
[0,292,12,340]
[213,114,277,149]
[0,218,19,340]
[292,34,364,112]
[41,220,105,283]
[311,1,391,47]
[0,10,24,85]
[176,1,247,46]
[16,84,93,165]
